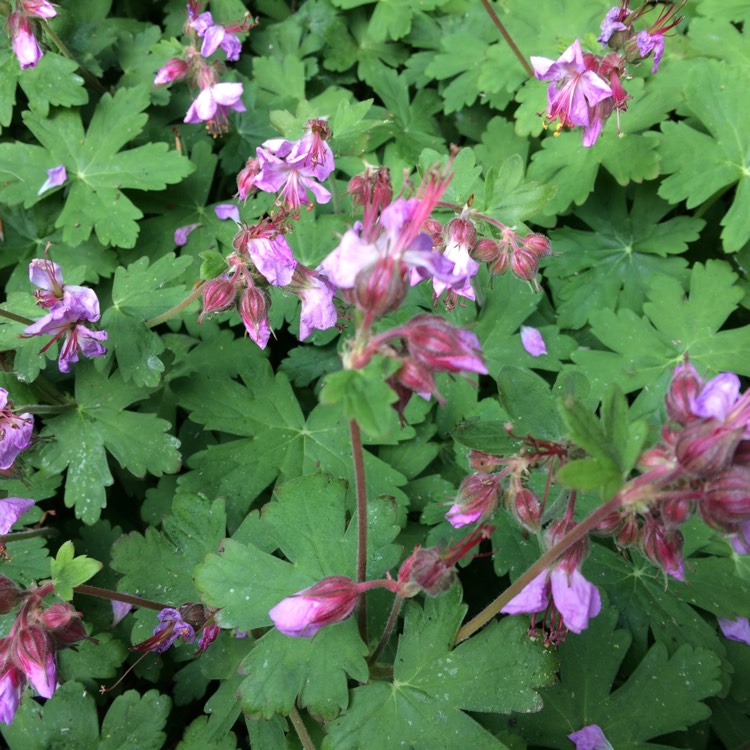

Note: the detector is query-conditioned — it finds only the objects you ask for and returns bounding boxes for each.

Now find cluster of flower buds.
[446,431,568,533]
[153,2,256,135]
[131,603,220,655]
[593,361,750,581]
[22,258,108,373]
[531,1,684,146]
[0,579,88,725]
[472,228,551,291]
[199,212,337,348]
[268,526,494,638]
[5,0,56,70]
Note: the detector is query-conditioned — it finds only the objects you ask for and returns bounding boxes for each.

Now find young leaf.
[50,541,103,600]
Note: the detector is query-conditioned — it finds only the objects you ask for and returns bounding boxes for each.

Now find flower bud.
[12,625,56,698]
[200,278,237,322]
[395,359,436,398]
[353,256,408,319]
[641,519,684,580]
[472,238,501,263]
[238,284,271,349]
[445,473,500,528]
[269,576,361,638]
[489,251,510,277]
[660,497,695,528]
[401,547,456,596]
[701,467,750,530]
[0,576,23,615]
[236,157,260,201]
[510,245,540,283]
[594,510,624,537]
[403,315,487,374]
[665,361,703,425]
[446,217,477,250]
[615,515,640,548]
[22,0,57,18]
[675,420,744,478]
[154,57,189,85]
[523,233,551,258]
[41,603,88,647]
[510,486,542,533]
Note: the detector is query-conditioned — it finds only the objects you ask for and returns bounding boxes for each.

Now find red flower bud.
[665,361,703,425]
[510,245,540,283]
[523,233,551,258]
[0,576,23,615]
[472,238,502,263]
[445,473,501,528]
[660,497,695,527]
[510,486,542,533]
[41,603,87,647]
[403,315,487,374]
[353,256,408,318]
[200,278,237,322]
[701,467,750,530]
[675,420,744,478]
[446,217,477,249]
[641,519,684,580]
[489,251,510,276]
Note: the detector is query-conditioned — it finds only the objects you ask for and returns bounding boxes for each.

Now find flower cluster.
[153,2,255,135]
[531,1,684,146]
[5,0,56,70]
[472,228,551,292]
[0,578,88,725]
[23,259,108,373]
[593,361,750,582]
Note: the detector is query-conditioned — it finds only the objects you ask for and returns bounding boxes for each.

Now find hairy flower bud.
[11,626,56,698]
[510,245,540,283]
[40,603,87,647]
[403,315,487,374]
[510,486,543,533]
[401,547,456,596]
[446,216,477,250]
[660,497,696,528]
[489,251,510,277]
[523,233,551,258]
[472,238,502,263]
[675,420,744,478]
[352,256,408,319]
[641,519,684,580]
[154,57,189,85]
[445,473,501,528]
[238,284,271,349]
[0,577,23,615]
[701,467,750,531]
[665,361,703,425]
[200,278,236,322]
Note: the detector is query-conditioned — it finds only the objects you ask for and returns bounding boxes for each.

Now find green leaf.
[657,61,750,252]
[194,474,401,718]
[39,365,181,524]
[324,586,556,749]
[50,541,103,600]
[513,607,722,747]
[0,86,194,248]
[111,493,227,604]
[102,253,193,387]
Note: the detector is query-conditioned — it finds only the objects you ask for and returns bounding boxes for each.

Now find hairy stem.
[478,0,535,78]
[368,595,404,665]
[74,584,168,612]
[454,494,622,643]
[146,282,207,328]
[289,706,316,750]
[350,419,369,643]
[41,20,108,94]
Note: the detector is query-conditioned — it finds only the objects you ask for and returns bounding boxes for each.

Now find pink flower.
[0,391,33,471]
[293,268,338,340]
[0,498,35,535]
[445,473,501,528]
[270,576,361,637]
[11,627,56,699]
[111,600,133,627]
[0,664,23,726]
[184,82,245,135]
[283,119,335,181]
[598,7,629,46]
[520,326,547,357]
[21,0,57,19]
[37,165,67,196]
[190,11,242,61]
[568,724,614,750]
[234,220,297,287]
[214,204,240,222]
[8,13,42,70]
[531,40,613,147]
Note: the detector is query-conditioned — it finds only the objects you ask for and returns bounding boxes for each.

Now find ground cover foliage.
[0,0,749,748]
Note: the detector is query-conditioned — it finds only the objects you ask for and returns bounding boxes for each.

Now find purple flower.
[254,146,331,213]
[297,273,337,340]
[0,498,35,535]
[184,82,245,135]
[520,326,547,357]
[154,57,188,86]
[445,474,501,529]
[718,616,750,645]
[234,221,298,287]
[283,119,335,181]
[37,165,67,196]
[432,223,480,301]
[568,724,614,750]
[0,390,33,471]
[190,11,242,61]
[691,372,741,422]
[150,608,195,653]
[502,567,601,634]
[8,13,42,70]
[214,204,240,222]
[637,29,665,73]
[731,521,750,554]
[21,0,57,19]
[0,665,23,726]
[11,627,57,699]
[598,7,628,46]
[531,40,613,147]
[174,223,201,247]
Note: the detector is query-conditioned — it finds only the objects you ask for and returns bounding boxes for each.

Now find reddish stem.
[478,0,535,78]
[74,584,167,612]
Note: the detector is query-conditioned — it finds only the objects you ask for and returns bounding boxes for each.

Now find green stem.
[289,706,316,750]
[368,595,403,666]
[478,0,535,79]
[0,309,34,326]
[2,526,58,543]
[41,20,108,94]
[454,494,622,643]
[73,584,167,612]
[350,419,369,643]
[146,282,206,328]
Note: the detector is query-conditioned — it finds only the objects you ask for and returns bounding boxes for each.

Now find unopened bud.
[675,420,744,478]
[239,284,271,349]
[445,473,500,528]
[396,359,436,398]
[701,467,750,530]
[523,233,551,258]
[0,576,23,614]
[660,497,695,527]
[666,361,703,425]
[353,256,408,318]
[615,515,640,548]
[236,158,260,201]
[510,245,540,283]
[447,217,477,249]
[399,547,455,596]
[641,519,684,580]
[489,251,510,276]
[41,603,87,647]
[472,238,502,263]
[200,278,237,321]
[510,487,542,532]
[154,57,189,85]
[403,315,487,374]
